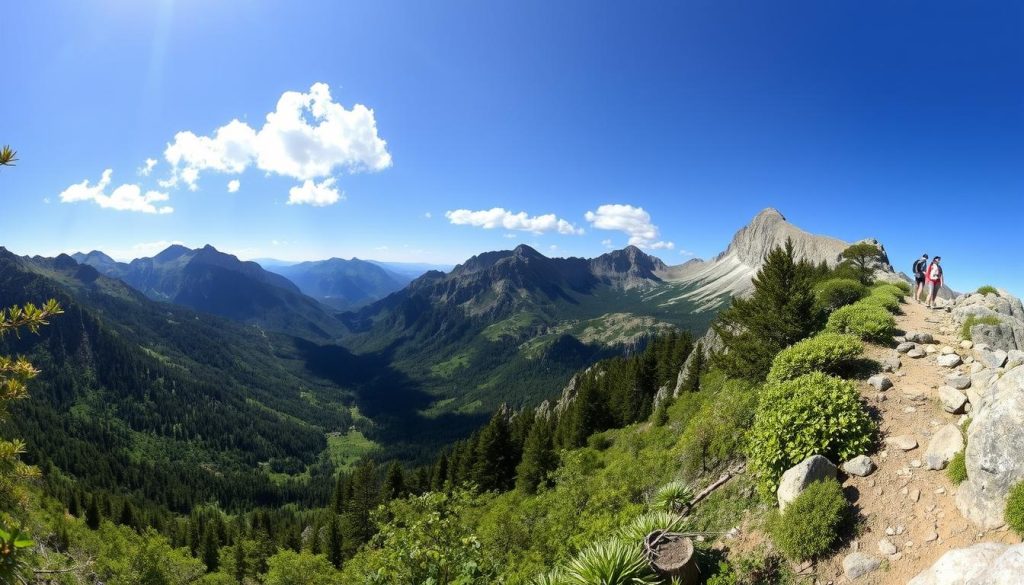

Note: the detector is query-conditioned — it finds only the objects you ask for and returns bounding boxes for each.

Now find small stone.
[941,346,956,355]
[923,531,938,542]
[874,487,883,496]
[876,392,887,403]
[945,374,971,390]
[841,455,875,477]
[910,459,922,468]
[904,406,917,413]
[907,332,935,344]
[896,342,917,353]
[886,526,895,536]
[908,348,927,359]
[934,487,946,494]
[886,435,918,451]
[938,386,968,413]
[843,552,882,579]
[891,552,903,561]
[878,539,897,555]
[937,354,962,368]
[868,374,893,391]
[925,345,939,355]
[960,340,974,349]
[900,486,909,495]
[897,525,906,535]
[910,489,921,502]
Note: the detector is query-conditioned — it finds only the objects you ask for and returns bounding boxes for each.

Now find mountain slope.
[266,257,412,310]
[73,245,344,339]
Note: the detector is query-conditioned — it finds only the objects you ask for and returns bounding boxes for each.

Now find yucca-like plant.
[653,480,693,513]
[0,146,16,167]
[562,540,659,585]
[617,511,687,543]
[529,568,567,585]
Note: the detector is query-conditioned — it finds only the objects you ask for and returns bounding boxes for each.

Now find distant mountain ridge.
[266,257,412,310]
[72,245,343,339]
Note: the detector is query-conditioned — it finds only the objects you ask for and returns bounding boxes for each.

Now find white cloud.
[161,82,391,202]
[601,238,613,249]
[227,179,240,193]
[584,204,673,250]
[287,177,342,206]
[59,169,174,214]
[679,249,695,256]
[138,158,158,176]
[503,233,518,239]
[424,211,432,219]
[445,207,584,235]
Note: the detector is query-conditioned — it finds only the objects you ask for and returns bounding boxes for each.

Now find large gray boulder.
[907,542,1024,585]
[976,348,1008,369]
[842,552,881,580]
[956,366,1024,528]
[937,353,963,368]
[925,424,964,470]
[776,455,836,511]
[938,386,968,414]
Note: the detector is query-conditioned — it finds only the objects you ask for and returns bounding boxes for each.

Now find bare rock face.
[956,365,1024,528]
[908,542,1024,585]
[951,291,1024,352]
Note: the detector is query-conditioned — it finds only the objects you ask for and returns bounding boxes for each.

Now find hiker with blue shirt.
[912,254,929,303]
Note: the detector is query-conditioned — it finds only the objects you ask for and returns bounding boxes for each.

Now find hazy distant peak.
[154,244,192,262]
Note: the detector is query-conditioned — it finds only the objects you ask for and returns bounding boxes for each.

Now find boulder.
[941,345,956,355]
[843,552,881,580]
[1007,350,1024,370]
[867,375,892,391]
[886,434,918,451]
[908,348,927,359]
[937,354,962,368]
[841,455,875,477]
[972,322,1021,353]
[945,374,971,390]
[897,342,917,353]
[925,424,964,470]
[908,542,1024,585]
[880,351,901,373]
[907,332,935,344]
[777,455,836,511]
[956,367,1024,528]
[976,348,1008,369]
[938,386,968,414]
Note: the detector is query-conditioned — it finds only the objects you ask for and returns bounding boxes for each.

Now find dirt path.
[815,299,1019,584]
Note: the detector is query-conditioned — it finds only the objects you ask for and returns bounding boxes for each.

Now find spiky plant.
[562,540,659,585]
[617,511,687,543]
[653,480,694,513]
[0,146,16,167]
[529,568,567,585]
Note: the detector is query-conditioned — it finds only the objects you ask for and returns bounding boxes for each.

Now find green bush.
[977,285,999,296]
[747,372,876,498]
[1006,482,1024,537]
[617,511,686,542]
[652,480,693,513]
[947,451,967,485]
[860,291,901,314]
[825,301,896,342]
[961,315,1002,341]
[766,333,864,383]
[676,375,757,479]
[767,479,848,561]
[872,282,907,299]
[813,278,868,313]
[562,540,658,585]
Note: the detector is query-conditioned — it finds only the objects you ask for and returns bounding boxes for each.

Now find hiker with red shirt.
[925,256,944,308]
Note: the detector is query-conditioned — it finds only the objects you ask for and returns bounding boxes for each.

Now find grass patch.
[430,352,472,377]
[960,315,1002,340]
[947,451,967,485]
[977,285,999,296]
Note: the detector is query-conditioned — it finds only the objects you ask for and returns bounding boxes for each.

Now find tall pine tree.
[472,411,516,492]
[678,342,704,393]
[382,461,406,501]
[515,414,558,494]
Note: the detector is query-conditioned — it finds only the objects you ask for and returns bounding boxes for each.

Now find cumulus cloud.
[584,204,673,250]
[161,82,391,202]
[445,207,584,235]
[138,158,157,176]
[287,177,342,207]
[59,170,174,214]
[227,179,240,193]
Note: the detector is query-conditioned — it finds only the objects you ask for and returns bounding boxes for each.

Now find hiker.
[912,253,929,303]
[925,256,944,308]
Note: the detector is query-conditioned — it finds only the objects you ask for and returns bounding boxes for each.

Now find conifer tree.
[431,454,449,491]
[515,415,558,494]
[840,242,886,285]
[557,378,609,448]
[331,474,347,515]
[85,496,102,530]
[327,514,343,569]
[472,412,515,492]
[382,461,406,501]
[342,459,378,556]
[712,239,820,381]
[118,501,136,531]
[233,539,247,583]
[678,342,704,393]
[202,525,220,572]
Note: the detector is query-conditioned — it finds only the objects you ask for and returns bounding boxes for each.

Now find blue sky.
[3,1,1022,295]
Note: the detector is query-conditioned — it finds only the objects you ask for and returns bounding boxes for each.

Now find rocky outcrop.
[955,365,1024,528]
[951,291,1024,352]
[908,542,1024,585]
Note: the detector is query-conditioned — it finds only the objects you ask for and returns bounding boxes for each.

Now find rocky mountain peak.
[719,207,848,268]
[153,244,192,262]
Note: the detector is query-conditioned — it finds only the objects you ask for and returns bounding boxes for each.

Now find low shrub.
[860,291,901,314]
[676,377,757,480]
[747,372,875,498]
[977,285,999,296]
[766,333,864,383]
[825,301,896,342]
[872,282,908,299]
[561,540,658,585]
[813,278,868,313]
[1006,482,1024,537]
[767,478,848,561]
[947,451,967,485]
[706,548,792,585]
[961,315,1002,341]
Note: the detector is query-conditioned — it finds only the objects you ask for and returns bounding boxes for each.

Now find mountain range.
[265,257,412,310]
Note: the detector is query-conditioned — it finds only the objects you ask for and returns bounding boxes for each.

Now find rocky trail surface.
[810,299,1019,584]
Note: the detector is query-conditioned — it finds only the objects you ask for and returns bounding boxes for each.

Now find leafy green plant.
[706,547,794,585]
[767,478,848,561]
[871,282,908,299]
[0,525,32,583]
[617,511,687,542]
[675,375,756,479]
[652,480,694,513]
[947,451,967,485]
[562,540,658,585]
[825,301,896,342]
[860,290,901,314]
[747,372,875,498]
[766,332,863,383]
[961,315,1002,341]
[1006,482,1024,536]
[813,278,867,313]
[976,285,999,296]
[530,568,567,585]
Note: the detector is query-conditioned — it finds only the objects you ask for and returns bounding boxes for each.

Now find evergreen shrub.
[859,291,901,314]
[1006,482,1024,536]
[947,451,967,485]
[825,302,896,342]
[813,278,868,313]
[977,285,999,296]
[767,478,848,561]
[747,372,875,498]
[961,315,1002,341]
[766,333,863,383]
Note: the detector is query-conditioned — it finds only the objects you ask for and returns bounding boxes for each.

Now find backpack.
[913,258,926,275]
